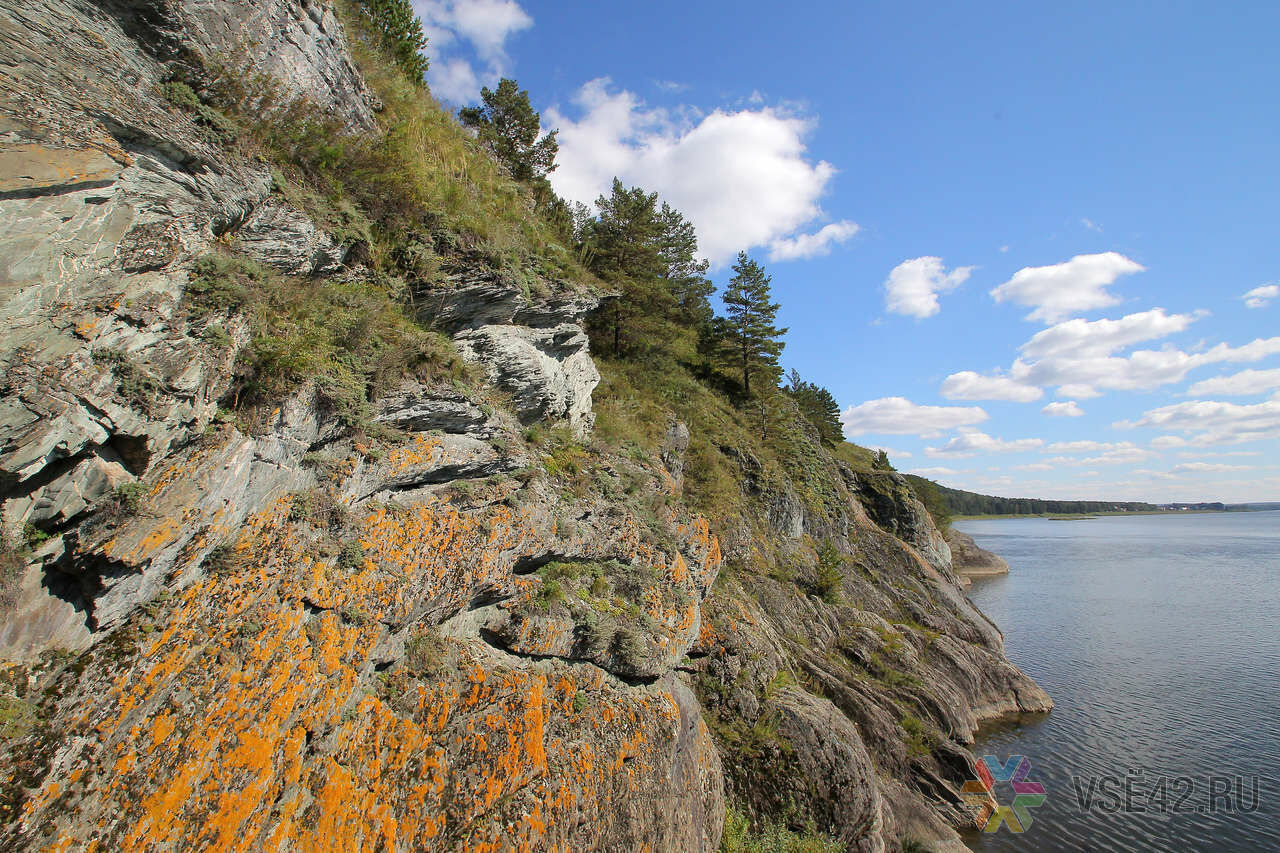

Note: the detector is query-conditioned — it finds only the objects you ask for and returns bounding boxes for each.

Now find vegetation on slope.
[141,4,973,847]
[918,480,1157,517]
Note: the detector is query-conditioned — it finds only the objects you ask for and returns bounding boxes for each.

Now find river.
[957,511,1280,852]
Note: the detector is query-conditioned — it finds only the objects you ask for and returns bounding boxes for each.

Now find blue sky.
[414,1,1280,502]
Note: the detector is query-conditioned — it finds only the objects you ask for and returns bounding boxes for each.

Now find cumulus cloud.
[547,80,850,265]
[924,431,1043,458]
[415,0,533,103]
[1019,308,1197,359]
[909,467,961,477]
[1045,440,1137,453]
[883,257,974,319]
[990,252,1145,323]
[1186,367,1280,397]
[770,221,861,261]
[1083,447,1155,465]
[1042,401,1085,417]
[839,397,988,437]
[1243,284,1278,309]
[1170,462,1252,474]
[939,371,1042,402]
[1116,399,1280,445]
[947,305,1280,399]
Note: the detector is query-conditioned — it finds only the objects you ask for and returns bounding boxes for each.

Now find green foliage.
[186,250,470,430]
[720,806,844,853]
[785,370,843,445]
[901,476,951,531]
[458,78,559,182]
[0,531,31,613]
[337,541,367,572]
[159,79,239,143]
[110,482,146,517]
[356,0,430,85]
[898,713,938,757]
[92,348,162,410]
[0,694,36,742]
[404,629,447,674]
[913,476,1158,518]
[721,252,787,397]
[871,449,895,471]
[808,540,845,603]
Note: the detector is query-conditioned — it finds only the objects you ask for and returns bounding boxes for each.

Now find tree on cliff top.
[358,0,429,86]
[723,252,786,397]
[459,79,559,183]
[786,369,843,445]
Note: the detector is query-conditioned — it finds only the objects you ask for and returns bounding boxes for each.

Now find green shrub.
[109,482,146,517]
[899,714,938,757]
[0,532,30,612]
[93,348,162,410]
[337,541,366,572]
[720,806,844,853]
[186,250,471,431]
[807,540,845,603]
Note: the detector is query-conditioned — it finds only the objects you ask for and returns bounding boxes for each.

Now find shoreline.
[953,509,1229,521]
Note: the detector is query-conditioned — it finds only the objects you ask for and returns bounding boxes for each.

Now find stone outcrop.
[944,529,1010,587]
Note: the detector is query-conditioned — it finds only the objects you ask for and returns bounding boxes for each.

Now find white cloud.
[909,467,961,477]
[1176,450,1261,459]
[770,220,861,261]
[1170,462,1252,474]
[1084,447,1155,465]
[1019,309,1197,359]
[1243,284,1278,309]
[1046,440,1137,453]
[548,80,848,266]
[1186,367,1280,397]
[840,397,988,437]
[1117,399,1280,445]
[924,431,1044,458]
[883,257,974,319]
[940,370,1042,402]
[1014,463,1054,471]
[1042,400,1085,417]
[1081,217,1103,232]
[416,0,533,103]
[950,303,1280,399]
[990,252,1145,323]
[869,446,913,459]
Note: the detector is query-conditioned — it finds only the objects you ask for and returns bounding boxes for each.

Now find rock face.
[694,455,1049,851]
[0,3,1047,851]
[945,529,1010,586]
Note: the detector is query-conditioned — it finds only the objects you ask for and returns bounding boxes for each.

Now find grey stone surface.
[456,323,601,436]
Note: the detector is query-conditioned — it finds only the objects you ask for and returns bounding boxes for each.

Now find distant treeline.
[910,478,1159,516]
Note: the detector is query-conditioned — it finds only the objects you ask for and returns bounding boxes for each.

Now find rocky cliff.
[0,3,1048,851]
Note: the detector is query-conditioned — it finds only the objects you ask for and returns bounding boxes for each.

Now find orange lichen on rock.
[9,465,719,852]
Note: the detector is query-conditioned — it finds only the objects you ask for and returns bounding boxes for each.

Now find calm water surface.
[957,511,1280,852]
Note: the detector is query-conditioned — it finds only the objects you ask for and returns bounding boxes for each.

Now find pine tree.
[722,252,786,397]
[359,0,429,86]
[657,203,713,326]
[583,179,671,357]
[785,369,843,444]
[458,79,559,183]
